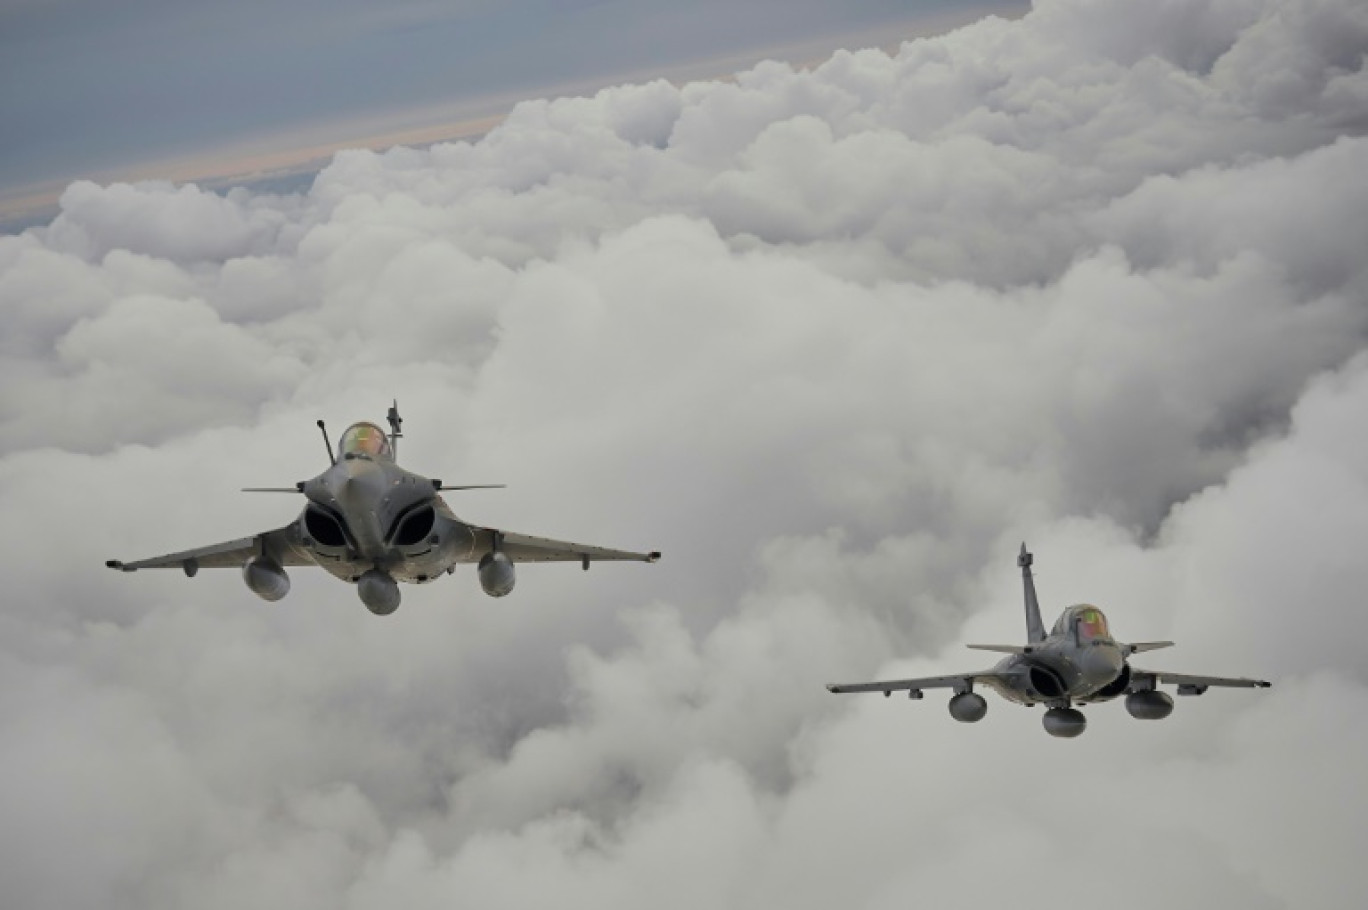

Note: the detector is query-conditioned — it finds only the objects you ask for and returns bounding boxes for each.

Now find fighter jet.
[107,403,660,615]
[827,544,1269,737]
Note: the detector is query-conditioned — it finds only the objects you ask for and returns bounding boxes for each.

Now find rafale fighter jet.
[107,404,660,615]
[827,544,1269,737]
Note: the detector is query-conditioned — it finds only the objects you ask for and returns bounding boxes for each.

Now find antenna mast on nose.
[317,420,336,466]
[387,400,403,459]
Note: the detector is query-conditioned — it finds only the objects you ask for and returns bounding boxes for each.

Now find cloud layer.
[2,0,1367,907]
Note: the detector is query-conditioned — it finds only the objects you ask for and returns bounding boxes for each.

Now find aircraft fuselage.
[105,410,660,615]
[977,630,1128,708]
[297,452,480,585]
[826,545,1268,736]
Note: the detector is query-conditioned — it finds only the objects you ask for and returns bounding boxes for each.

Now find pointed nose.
[324,458,388,551]
[334,457,385,503]
[1081,643,1124,683]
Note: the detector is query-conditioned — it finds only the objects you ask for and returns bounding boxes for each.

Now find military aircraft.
[107,404,660,615]
[827,544,1269,737]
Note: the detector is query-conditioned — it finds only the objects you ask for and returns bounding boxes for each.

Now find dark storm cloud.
[1,0,1367,907]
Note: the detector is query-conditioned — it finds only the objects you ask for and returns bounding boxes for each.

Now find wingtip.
[647,551,662,563]
[105,560,132,572]
[825,684,840,693]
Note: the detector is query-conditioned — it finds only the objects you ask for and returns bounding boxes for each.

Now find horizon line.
[0,4,1024,231]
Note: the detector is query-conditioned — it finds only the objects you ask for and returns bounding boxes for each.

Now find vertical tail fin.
[1018,543,1046,643]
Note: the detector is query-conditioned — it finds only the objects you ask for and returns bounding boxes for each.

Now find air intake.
[389,504,436,547]
[304,506,348,548]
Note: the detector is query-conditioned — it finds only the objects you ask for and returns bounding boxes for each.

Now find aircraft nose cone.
[324,458,389,551]
[1081,644,1124,683]
[336,457,385,502]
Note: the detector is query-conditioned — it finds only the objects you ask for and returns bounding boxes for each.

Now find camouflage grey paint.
[827,545,1269,737]
[107,405,660,614]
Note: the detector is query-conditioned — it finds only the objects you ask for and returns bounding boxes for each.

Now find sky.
[0,0,1012,223]
[3,0,1368,907]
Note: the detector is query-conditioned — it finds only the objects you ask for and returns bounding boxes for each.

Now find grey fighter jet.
[107,404,660,615]
[827,544,1269,737]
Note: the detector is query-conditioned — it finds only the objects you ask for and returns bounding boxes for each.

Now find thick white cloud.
[2,0,1367,907]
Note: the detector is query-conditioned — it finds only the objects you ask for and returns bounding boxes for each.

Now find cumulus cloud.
[2,0,1367,907]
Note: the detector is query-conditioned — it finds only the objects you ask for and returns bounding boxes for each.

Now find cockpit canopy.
[1054,604,1112,642]
[338,422,393,461]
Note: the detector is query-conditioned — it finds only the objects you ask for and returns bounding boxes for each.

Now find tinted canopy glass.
[338,422,393,460]
[1052,605,1113,641]
[1073,605,1111,642]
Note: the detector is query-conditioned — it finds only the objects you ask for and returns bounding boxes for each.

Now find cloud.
[1,0,1366,907]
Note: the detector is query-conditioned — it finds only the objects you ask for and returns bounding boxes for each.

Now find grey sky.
[0,0,991,200]
[2,0,1368,906]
